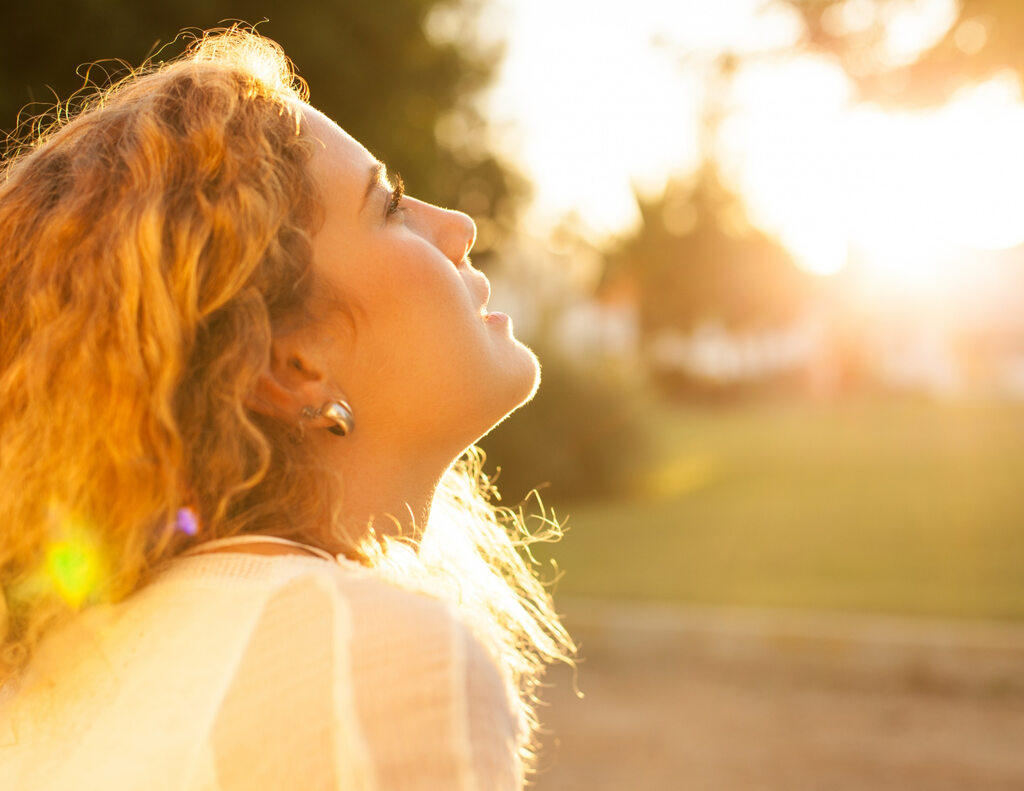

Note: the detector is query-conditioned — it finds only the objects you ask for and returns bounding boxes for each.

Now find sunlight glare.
[880,0,958,67]
[723,59,1024,285]
[482,0,1024,300]
[482,0,801,240]
[718,56,855,276]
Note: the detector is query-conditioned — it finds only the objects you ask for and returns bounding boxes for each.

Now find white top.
[0,537,523,790]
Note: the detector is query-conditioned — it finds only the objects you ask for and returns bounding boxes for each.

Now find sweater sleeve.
[461,621,524,791]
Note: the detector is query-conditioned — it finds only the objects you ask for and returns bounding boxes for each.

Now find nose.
[413,198,476,265]
[439,206,476,265]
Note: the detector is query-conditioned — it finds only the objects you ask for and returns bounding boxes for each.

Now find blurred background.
[5,1,1024,787]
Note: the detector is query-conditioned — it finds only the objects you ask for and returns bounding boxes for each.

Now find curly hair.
[0,26,572,769]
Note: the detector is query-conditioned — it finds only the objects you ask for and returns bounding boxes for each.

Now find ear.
[247,340,335,422]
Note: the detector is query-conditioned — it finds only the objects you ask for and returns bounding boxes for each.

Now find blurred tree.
[0,0,524,257]
[603,165,812,337]
[599,164,815,398]
[783,0,1024,107]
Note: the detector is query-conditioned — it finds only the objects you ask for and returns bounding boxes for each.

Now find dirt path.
[531,600,1024,790]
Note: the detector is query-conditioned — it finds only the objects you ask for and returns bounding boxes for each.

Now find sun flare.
[724,66,1024,289]
[485,0,1024,297]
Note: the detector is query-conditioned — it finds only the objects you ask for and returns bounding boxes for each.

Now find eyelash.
[385,173,405,218]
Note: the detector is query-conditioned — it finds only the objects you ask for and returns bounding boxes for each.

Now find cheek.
[349,252,476,375]
[376,251,469,328]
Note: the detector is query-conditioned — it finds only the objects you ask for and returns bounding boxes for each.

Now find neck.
[306,429,456,552]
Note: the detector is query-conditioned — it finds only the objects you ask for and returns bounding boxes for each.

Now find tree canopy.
[783,0,1024,107]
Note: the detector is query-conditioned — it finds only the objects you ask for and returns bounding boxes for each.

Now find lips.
[483,311,509,325]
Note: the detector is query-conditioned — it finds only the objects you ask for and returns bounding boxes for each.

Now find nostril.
[459,211,477,259]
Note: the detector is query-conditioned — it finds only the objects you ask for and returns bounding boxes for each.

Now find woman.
[0,27,572,790]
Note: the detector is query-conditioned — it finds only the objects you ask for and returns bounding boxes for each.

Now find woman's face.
[297,106,538,453]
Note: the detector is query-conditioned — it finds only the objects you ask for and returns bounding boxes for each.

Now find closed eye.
[385,172,405,218]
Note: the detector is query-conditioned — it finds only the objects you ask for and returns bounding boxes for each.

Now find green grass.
[535,398,1024,621]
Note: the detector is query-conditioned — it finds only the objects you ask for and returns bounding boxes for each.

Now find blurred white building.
[648,317,824,384]
[488,236,1024,399]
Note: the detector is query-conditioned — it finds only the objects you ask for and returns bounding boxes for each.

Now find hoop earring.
[302,399,354,437]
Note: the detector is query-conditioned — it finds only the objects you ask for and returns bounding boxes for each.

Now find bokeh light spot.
[640,454,720,500]
[954,18,988,55]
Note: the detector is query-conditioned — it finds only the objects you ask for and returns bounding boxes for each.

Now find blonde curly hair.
[0,26,572,768]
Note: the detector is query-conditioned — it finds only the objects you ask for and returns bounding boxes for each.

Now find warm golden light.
[482,0,802,238]
[486,0,1024,299]
[726,67,1024,289]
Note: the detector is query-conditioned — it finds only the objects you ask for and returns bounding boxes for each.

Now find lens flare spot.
[176,507,199,536]
[45,540,102,608]
[41,503,108,609]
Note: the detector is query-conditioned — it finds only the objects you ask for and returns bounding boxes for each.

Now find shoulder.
[160,553,503,698]
[152,550,466,649]
[159,554,524,788]
[310,562,524,790]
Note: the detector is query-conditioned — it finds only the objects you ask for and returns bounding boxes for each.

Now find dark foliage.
[0,0,524,257]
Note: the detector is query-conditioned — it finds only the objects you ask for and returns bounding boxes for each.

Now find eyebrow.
[361,162,386,214]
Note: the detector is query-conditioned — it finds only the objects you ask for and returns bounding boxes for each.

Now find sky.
[470,0,1024,297]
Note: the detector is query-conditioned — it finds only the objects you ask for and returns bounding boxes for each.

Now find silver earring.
[322,400,354,436]
[302,399,354,436]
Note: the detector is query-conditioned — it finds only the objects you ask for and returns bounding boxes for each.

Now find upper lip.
[473,268,491,315]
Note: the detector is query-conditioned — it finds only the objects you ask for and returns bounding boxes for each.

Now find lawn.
[534,397,1024,621]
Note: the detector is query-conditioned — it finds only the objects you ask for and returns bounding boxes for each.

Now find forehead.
[299,104,377,205]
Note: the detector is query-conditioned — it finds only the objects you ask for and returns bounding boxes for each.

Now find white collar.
[179,534,339,563]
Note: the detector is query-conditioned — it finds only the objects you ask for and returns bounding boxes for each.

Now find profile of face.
[262,105,539,459]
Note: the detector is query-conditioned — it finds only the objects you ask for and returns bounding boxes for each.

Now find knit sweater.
[0,540,523,790]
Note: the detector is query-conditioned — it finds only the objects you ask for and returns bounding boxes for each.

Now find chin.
[508,339,541,407]
[471,344,540,442]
